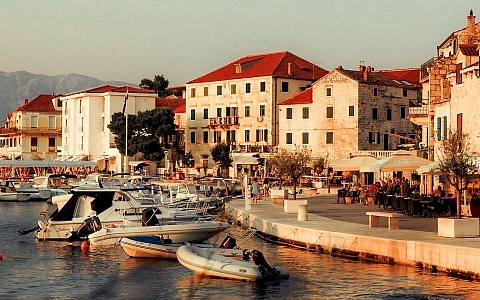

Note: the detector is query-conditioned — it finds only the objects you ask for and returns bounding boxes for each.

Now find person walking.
[252,178,260,203]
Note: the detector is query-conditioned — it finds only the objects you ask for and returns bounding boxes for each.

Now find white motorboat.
[0,179,30,202]
[119,235,243,259]
[31,174,78,199]
[25,187,206,241]
[88,219,230,246]
[176,245,289,281]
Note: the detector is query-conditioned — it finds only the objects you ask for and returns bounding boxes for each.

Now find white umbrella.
[360,151,431,173]
[334,156,379,172]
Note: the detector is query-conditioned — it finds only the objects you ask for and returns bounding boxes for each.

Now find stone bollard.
[298,203,308,221]
[245,185,252,210]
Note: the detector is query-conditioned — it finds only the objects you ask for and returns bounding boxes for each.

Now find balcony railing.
[0,127,62,135]
[408,105,429,117]
[209,116,239,127]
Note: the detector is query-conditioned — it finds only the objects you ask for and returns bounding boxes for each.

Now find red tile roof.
[63,85,154,97]
[278,87,312,105]
[187,51,329,84]
[375,68,421,85]
[459,44,479,56]
[336,67,420,89]
[173,103,186,114]
[155,96,185,113]
[14,94,56,112]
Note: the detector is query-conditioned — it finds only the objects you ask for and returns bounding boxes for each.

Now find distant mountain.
[0,71,134,120]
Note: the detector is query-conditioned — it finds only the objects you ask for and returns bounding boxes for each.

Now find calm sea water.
[1,201,479,299]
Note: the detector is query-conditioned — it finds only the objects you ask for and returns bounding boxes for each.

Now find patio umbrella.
[334,156,379,172]
[360,150,431,173]
[416,161,441,175]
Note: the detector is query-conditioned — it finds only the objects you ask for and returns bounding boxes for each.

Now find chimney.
[337,65,343,70]
[287,63,292,76]
[24,99,28,105]
[467,10,476,35]
[235,64,242,74]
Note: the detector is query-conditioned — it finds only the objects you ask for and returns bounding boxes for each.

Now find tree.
[182,151,195,168]
[269,146,312,200]
[139,75,169,96]
[210,143,233,178]
[312,157,327,177]
[108,108,177,161]
[437,129,479,219]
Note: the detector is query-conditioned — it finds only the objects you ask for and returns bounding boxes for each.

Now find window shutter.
[264,129,268,142]
[437,117,442,141]
[256,130,260,142]
[369,132,373,143]
[443,116,447,140]
[377,132,380,144]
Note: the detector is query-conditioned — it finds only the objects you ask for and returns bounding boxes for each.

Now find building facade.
[59,85,157,173]
[185,51,328,175]
[279,65,420,159]
[0,94,62,160]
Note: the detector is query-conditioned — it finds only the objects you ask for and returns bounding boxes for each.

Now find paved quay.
[224,187,480,279]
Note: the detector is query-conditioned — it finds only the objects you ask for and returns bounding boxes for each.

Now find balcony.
[0,127,62,135]
[209,116,239,128]
[408,105,429,117]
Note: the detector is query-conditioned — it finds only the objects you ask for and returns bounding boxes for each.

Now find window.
[191,88,196,98]
[457,113,463,136]
[31,116,38,128]
[190,131,196,143]
[190,109,196,120]
[386,108,392,120]
[374,87,378,96]
[216,85,222,95]
[281,81,289,93]
[203,131,209,143]
[214,131,222,143]
[48,138,55,151]
[201,108,208,119]
[372,107,378,120]
[349,106,354,116]
[216,107,222,117]
[227,130,236,143]
[256,129,268,142]
[456,63,463,84]
[403,89,407,97]
[326,106,334,118]
[369,132,381,144]
[230,84,236,94]
[245,83,251,93]
[203,87,208,96]
[259,105,266,116]
[286,108,293,119]
[79,99,82,113]
[302,107,309,119]
[245,129,250,142]
[260,81,266,92]
[286,133,293,144]
[31,137,37,152]
[400,107,406,119]
[302,133,309,144]
[326,87,332,97]
[326,132,334,144]
[436,117,442,141]
[244,106,250,117]
[49,116,55,128]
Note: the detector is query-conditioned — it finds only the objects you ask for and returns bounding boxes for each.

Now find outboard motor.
[251,250,276,276]
[142,208,159,226]
[67,216,102,242]
[219,235,237,249]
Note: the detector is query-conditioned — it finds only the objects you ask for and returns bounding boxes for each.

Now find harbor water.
[1,201,480,299]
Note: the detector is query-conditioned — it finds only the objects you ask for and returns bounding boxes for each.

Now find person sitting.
[433,185,445,197]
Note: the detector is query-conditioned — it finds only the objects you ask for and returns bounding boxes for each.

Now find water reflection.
[1,202,480,299]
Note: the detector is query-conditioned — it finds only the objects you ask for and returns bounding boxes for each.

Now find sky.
[0,0,479,86]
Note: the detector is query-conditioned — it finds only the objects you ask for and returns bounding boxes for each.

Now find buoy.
[81,241,89,251]
[108,224,116,228]
[0,254,3,260]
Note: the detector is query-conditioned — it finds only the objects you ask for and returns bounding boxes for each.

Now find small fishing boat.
[119,235,243,259]
[176,245,289,281]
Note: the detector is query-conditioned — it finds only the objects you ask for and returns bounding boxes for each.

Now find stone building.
[185,51,328,176]
[278,65,420,159]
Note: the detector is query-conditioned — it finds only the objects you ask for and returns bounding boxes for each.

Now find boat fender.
[81,241,89,251]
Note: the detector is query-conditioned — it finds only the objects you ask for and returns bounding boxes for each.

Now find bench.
[366,211,402,230]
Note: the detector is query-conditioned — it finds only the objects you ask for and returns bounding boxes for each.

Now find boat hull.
[176,245,289,281]
[88,221,230,246]
[120,236,243,259]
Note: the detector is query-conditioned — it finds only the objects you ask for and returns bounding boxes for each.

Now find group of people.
[250,177,269,203]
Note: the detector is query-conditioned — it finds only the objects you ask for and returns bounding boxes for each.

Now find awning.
[334,156,379,172]
[360,150,430,173]
[129,161,148,166]
[233,155,258,165]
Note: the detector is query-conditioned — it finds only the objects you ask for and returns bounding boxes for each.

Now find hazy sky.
[0,1,478,86]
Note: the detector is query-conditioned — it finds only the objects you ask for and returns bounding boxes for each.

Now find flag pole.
[123,86,129,174]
